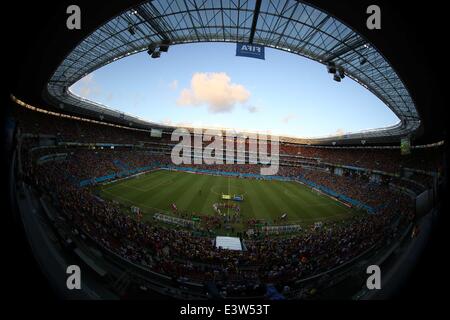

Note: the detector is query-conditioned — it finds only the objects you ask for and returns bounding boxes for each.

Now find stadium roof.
[46,0,421,141]
[12,0,447,145]
[44,0,421,144]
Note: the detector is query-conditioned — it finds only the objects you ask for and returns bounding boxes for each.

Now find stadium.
[4,0,447,303]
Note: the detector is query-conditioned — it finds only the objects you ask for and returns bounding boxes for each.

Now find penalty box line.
[101,188,172,215]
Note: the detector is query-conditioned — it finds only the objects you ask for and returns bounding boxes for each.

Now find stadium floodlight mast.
[170,128,279,176]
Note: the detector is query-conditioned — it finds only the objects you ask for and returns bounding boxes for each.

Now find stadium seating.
[14,104,437,297]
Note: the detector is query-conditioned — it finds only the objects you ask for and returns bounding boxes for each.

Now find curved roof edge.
[45,0,421,145]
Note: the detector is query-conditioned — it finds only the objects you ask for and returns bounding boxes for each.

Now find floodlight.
[147,45,157,56]
[327,61,336,74]
[159,39,171,52]
[159,45,169,52]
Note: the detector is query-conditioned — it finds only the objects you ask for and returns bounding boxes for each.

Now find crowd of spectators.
[19,141,414,297]
[14,105,428,297]
[23,143,416,210]
[280,143,443,174]
[14,106,443,176]
[300,170,400,208]
[14,106,166,144]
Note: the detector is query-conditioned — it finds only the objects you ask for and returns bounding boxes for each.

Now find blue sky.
[70,42,399,138]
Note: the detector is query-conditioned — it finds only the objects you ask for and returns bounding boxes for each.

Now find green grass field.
[98,169,358,231]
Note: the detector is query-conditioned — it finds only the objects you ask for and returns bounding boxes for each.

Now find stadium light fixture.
[151,51,161,59]
[159,45,169,53]
[333,74,341,82]
[327,61,336,74]
[147,44,156,56]
[338,68,345,79]
[159,39,171,53]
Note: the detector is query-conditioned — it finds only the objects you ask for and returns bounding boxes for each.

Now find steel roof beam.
[248,0,262,44]
[135,4,170,42]
[44,0,420,143]
[324,36,367,62]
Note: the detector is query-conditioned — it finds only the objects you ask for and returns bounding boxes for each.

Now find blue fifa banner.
[236,43,265,60]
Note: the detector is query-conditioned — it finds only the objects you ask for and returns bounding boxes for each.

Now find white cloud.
[160,118,196,128]
[131,93,145,108]
[84,73,94,82]
[169,80,178,91]
[161,118,173,126]
[245,105,260,113]
[176,121,195,127]
[282,114,297,124]
[73,73,101,98]
[177,72,250,113]
[106,92,114,102]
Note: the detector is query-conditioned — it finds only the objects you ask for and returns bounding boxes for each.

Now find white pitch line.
[101,189,172,214]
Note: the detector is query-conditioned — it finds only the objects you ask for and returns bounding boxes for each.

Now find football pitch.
[98,169,358,230]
